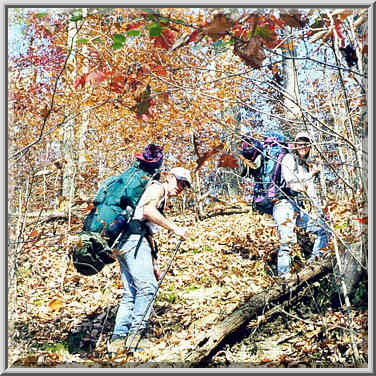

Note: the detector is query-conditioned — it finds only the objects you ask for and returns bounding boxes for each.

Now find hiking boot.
[107,335,127,358]
[125,332,154,353]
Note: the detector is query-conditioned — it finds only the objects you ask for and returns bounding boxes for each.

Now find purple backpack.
[253,132,288,215]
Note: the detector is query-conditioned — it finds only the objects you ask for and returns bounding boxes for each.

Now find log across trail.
[142,257,335,367]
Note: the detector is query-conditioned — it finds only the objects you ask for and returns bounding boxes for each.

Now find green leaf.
[36,13,47,19]
[71,15,83,22]
[159,17,169,23]
[141,8,153,13]
[175,19,185,24]
[55,343,66,352]
[148,22,162,37]
[112,33,126,43]
[70,10,82,22]
[127,29,141,37]
[111,41,124,50]
[77,38,89,44]
[255,26,272,39]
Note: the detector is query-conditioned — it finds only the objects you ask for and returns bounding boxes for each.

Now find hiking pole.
[126,238,183,351]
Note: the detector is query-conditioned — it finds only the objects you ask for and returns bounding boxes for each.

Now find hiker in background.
[274,131,330,278]
[108,167,192,356]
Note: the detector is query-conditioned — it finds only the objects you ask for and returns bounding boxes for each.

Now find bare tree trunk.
[78,8,89,177]
[61,19,77,202]
[282,48,301,122]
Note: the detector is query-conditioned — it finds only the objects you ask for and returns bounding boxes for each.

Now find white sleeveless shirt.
[133,181,167,234]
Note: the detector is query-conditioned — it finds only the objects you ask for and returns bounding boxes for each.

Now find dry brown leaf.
[48,298,63,312]
[234,36,265,69]
[194,140,224,172]
[280,10,308,28]
[202,13,234,41]
[218,153,239,169]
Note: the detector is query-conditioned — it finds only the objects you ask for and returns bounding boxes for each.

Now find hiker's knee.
[136,279,158,298]
[279,227,297,245]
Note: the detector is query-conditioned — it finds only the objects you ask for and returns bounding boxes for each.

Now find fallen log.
[198,207,250,220]
[144,257,335,367]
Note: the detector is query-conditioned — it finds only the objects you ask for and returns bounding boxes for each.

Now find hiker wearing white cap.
[108,166,191,356]
[274,131,330,278]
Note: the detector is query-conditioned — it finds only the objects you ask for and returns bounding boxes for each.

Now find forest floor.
[8,200,368,369]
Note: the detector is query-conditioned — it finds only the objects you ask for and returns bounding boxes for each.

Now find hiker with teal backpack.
[241,131,330,279]
[71,144,165,276]
[107,167,191,356]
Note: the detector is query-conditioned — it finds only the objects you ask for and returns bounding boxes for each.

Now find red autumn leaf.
[232,24,246,38]
[151,65,167,77]
[354,217,368,224]
[218,153,239,169]
[153,36,168,50]
[152,28,175,50]
[73,74,86,89]
[87,70,107,84]
[188,29,200,43]
[30,230,39,238]
[162,28,175,47]
[334,19,345,47]
[162,91,169,103]
[243,13,259,34]
[126,21,143,31]
[108,71,126,93]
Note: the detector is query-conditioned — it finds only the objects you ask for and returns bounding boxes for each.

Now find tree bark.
[61,19,77,201]
[77,8,89,176]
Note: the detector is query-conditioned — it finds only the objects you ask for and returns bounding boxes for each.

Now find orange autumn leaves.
[73,64,168,121]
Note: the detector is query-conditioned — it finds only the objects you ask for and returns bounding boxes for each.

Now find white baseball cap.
[170,167,192,188]
[295,131,312,143]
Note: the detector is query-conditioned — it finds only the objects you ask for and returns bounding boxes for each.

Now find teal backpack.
[71,162,158,276]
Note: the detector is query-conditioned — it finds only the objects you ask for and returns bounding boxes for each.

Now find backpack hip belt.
[126,220,157,259]
[127,219,149,235]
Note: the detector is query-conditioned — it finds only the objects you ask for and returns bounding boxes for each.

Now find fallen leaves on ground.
[8,199,367,368]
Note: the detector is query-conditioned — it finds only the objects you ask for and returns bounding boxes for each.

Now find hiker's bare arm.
[143,184,189,239]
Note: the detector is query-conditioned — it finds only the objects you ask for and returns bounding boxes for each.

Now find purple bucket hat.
[135,144,164,169]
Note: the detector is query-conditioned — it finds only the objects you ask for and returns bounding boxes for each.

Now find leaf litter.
[9,200,367,367]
